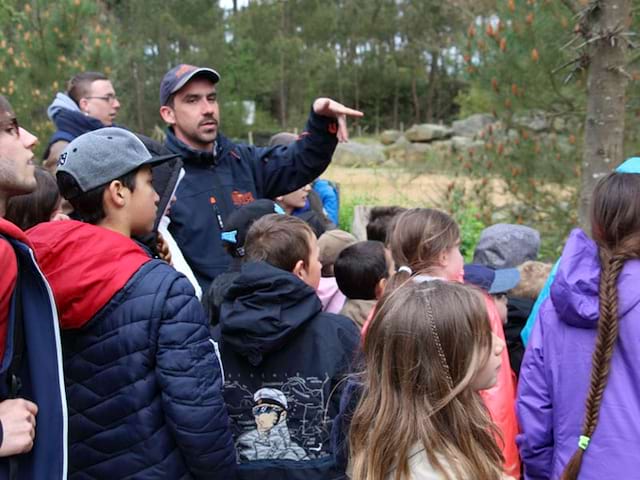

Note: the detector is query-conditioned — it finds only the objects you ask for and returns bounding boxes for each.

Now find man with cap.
[0,95,67,479]
[159,64,363,291]
[27,128,236,479]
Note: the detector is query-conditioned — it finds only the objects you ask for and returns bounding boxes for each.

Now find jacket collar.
[165,127,225,165]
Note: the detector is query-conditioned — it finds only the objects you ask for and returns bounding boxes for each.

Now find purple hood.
[517,229,640,480]
[550,229,640,329]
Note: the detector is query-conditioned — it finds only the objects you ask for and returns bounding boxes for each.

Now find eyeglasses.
[85,94,118,104]
[252,405,283,416]
[0,117,19,137]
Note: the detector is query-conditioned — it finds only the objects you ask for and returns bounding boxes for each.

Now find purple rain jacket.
[517,228,640,479]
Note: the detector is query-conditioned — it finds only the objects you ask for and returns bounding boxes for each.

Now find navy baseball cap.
[57,128,179,199]
[159,64,220,106]
[463,263,520,295]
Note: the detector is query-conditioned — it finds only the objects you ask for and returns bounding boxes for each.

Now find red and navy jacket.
[28,220,236,479]
[0,218,67,480]
[165,108,339,291]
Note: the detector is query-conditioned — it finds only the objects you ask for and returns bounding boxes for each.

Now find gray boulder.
[332,142,386,167]
[514,110,549,132]
[451,136,484,152]
[380,129,402,145]
[452,114,495,138]
[405,123,453,142]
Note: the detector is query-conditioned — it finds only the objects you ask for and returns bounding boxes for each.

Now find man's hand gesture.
[312,98,364,143]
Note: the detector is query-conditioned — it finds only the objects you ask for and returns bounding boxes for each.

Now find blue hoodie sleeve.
[313,179,339,225]
[244,109,339,199]
[517,302,554,480]
[156,276,237,479]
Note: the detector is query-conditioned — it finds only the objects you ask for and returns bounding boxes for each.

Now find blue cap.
[615,157,640,174]
[464,264,520,295]
[159,64,220,106]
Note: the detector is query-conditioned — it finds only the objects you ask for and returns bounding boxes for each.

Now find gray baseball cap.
[56,127,179,199]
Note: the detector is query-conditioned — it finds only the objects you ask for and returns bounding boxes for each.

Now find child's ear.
[292,259,306,281]
[375,278,387,300]
[438,248,449,267]
[105,180,127,208]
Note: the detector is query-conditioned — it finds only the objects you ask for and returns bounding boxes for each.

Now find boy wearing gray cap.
[27,128,236,479]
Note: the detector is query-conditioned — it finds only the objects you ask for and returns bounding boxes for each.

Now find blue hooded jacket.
[28,220,236,479]
[165,109,339,291]
[44,93,106,159]
[213,261,360,480]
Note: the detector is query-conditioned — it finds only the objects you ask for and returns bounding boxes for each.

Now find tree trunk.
[411,71,420,124]
[425,50,439,123]
[278,2,287,127]
[132,61,145,133]
[578,0,631,229]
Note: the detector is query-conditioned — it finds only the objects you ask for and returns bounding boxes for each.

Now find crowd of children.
[3,66,640,480]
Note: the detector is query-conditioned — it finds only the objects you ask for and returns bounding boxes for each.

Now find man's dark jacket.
[165,110,339,290]
[28,220,236,479]
[213,261,360,480]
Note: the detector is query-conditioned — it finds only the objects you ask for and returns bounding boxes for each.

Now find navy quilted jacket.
[28,221,236,479]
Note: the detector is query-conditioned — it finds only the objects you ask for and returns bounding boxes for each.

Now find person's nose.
[19,127,38,150]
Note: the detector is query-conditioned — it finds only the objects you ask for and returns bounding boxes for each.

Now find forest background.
[0,0,638,259]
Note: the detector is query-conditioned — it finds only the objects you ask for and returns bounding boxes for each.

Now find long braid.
[561,250,626,479]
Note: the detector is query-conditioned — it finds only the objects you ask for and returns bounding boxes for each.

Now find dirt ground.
[322,165,514,208]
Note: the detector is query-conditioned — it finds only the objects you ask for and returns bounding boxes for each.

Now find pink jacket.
[316,276,346,314]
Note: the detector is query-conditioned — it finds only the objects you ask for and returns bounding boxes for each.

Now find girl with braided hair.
[379,208,520,477]
[517,172,640,479]
[348,280,509,479]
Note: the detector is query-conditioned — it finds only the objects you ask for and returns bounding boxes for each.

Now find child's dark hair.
[334,241,389,300]
[6,167,61,230]
[244,214,314,273]
[562,172,640,479]
[366,206,407,242]
[57,169,138,225]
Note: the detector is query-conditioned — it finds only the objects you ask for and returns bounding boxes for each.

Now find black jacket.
[213,261,360,480]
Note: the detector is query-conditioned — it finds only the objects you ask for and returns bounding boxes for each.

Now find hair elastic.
[578,435,590,451]
[398,266,412,274]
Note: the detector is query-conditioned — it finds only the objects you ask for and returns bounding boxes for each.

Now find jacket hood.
[550,228,640,329]
[220,261,322,365]
[47,92,80,119]
[27,220,151,329]
[0,217,31,246]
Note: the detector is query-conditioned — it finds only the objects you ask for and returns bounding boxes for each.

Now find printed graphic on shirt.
[224,374,332,463]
